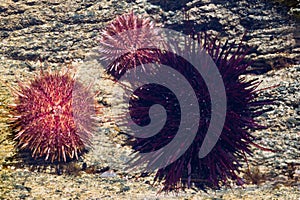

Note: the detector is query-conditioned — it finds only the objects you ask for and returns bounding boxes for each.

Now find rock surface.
[0,0,299,71]
[0,0,299,199]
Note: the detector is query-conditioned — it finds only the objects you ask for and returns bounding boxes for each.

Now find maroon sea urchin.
[8,66,97,163]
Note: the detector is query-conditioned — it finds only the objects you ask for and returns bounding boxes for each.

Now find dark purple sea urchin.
[99,12,272,192]
[9,66,97,163]
[149,34,273,191]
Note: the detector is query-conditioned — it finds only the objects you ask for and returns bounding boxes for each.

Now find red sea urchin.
[98,11,164,78]
[8,65,97,163]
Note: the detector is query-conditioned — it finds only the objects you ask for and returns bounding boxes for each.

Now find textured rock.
[0,0,299,199]
[0,0,299,73]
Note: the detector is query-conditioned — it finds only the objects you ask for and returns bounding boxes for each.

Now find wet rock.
[287,117,300,126]
[0,0,299,199]
[148,0,190,11]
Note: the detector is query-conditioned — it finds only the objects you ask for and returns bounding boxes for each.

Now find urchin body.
[98,12,272,192]
[98,11,163,78]
[10,68,96,163]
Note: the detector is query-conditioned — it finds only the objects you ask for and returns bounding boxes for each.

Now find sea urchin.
[98,12,273,193]
[98,11,164,78]
[8,66,97,163]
